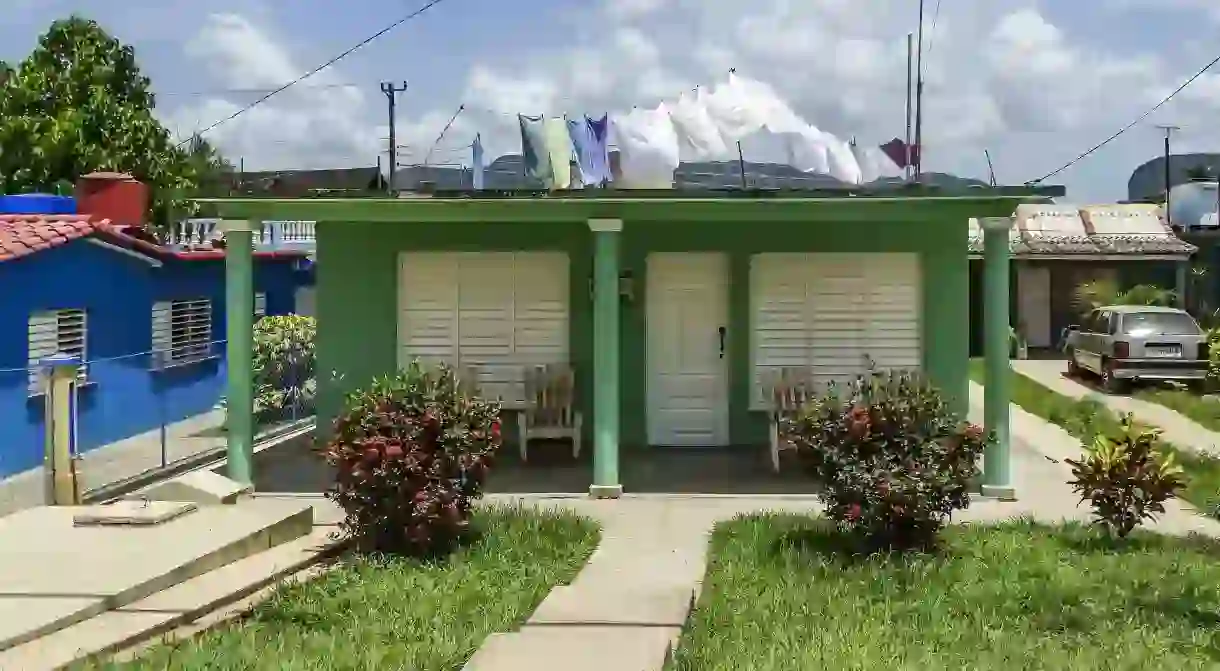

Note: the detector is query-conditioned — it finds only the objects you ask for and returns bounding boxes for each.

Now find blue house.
[0,174,315,479]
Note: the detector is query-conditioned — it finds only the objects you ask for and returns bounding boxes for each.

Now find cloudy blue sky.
[4,0,1219,200]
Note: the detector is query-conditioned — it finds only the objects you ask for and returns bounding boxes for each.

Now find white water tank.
[1168,179,1220,229]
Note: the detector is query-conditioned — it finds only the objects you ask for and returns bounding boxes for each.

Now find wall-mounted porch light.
[588,270,636,303]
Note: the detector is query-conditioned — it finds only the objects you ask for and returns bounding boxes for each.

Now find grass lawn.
[90,505,599,671]
[1138,387,1220,433]
[968,360,1220,515]
[670,514,1220,671]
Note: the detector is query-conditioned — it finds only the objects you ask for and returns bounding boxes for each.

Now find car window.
[1089,311,1108,333]
[1119,311,1201,336]
[1084,311,1103,332]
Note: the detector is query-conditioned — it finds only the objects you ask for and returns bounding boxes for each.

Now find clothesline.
[495,72,904,189]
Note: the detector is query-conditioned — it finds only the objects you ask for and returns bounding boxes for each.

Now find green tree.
[186,134,236,197]
[0,16,200,227]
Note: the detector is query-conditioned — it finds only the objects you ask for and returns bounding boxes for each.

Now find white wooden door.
[646,253,730,446]
[1017,265,1052,348]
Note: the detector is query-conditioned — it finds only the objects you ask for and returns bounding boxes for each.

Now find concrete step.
[0,522,339,671]
[462,626,682,671]
[0,498,313,653]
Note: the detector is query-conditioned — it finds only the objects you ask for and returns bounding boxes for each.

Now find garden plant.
[321,360,501,556]
[782,370,989,551]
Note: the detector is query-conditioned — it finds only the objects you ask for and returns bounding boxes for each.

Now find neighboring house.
[233,167,386,197]
[968,203,1194,354]
[0,173,314,477]
[202,186,1058,492]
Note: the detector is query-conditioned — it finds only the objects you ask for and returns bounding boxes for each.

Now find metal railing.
[0,336,316,515]
[166,220,317,251]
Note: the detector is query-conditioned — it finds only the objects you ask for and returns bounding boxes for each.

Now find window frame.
[254,292,267,319]
[151,298,214,369]
[26,308,88,395]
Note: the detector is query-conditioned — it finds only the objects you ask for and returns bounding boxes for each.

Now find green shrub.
[1065,415,1186,538]
[781,370,988,551]
[1205,326,1220,384]
[321,361,502,556]
[253,314,316,416]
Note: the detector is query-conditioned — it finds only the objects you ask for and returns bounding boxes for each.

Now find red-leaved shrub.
[782,370,989,551]
[321,361,501,555]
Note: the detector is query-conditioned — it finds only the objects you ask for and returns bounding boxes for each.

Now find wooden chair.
[455,364,483,397]
[763,367,817,473]
[519,363,583,463]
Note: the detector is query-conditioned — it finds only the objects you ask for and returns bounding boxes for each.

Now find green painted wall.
[315,221,592,439]
[316,206,974,446]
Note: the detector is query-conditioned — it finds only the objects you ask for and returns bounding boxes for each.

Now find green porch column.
[980,217,1015,500]
[588,218,623,499]
[224,219,256,486]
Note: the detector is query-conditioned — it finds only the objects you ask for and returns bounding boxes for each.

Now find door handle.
[718,326,727,359]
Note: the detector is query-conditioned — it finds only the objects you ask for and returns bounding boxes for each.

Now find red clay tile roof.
[0,214,310,263]
[0,214,110,262]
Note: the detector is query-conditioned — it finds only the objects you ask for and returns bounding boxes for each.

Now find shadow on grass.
[767,516,952,564]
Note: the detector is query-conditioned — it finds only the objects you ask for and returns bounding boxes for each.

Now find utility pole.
[1156,124,1180,227]
[913,0,926,181]
[381,81,408,194]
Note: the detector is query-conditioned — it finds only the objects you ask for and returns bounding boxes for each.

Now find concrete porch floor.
[242,436,816,495]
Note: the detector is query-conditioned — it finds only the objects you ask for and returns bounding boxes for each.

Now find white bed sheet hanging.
[668,89,731,161]
[611,103,680,189]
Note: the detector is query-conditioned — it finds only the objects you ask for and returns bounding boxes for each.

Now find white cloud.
[164,13,382,170]
[161,3,1220,200]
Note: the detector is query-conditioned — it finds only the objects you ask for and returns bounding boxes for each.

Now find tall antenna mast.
[1156,124,1180,227]
[984,149,997,187]
[913,0,926,181]
[905,32,914,183]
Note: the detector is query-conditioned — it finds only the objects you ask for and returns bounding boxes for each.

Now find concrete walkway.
[462,404,1220,670]
[1012,359,1220,457]
[14,396,1220,671]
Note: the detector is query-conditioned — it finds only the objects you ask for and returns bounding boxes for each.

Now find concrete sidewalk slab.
[528,584,694,626]
[0,498,312,652]
[464,626,681,671]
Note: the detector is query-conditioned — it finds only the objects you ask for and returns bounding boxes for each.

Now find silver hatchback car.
[1064,305,1209,393]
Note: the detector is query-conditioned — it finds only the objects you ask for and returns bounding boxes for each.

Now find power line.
[157,83,362,97]
[924,0,943,64]
[1028,51,1220,185]
[176,0,454,148]
[423,105,465,165]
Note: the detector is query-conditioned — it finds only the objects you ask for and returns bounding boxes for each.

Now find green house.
[203,187,1058,498]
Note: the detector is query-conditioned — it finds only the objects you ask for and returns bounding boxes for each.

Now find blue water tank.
[1168,180,1219,230]
[0,193,78,215]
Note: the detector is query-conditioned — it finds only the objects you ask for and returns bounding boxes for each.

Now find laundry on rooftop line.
[498,72,911,190]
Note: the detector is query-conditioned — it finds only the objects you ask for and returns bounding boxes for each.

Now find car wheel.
[1102,367,1128,394]
[1187,380,1207,395]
